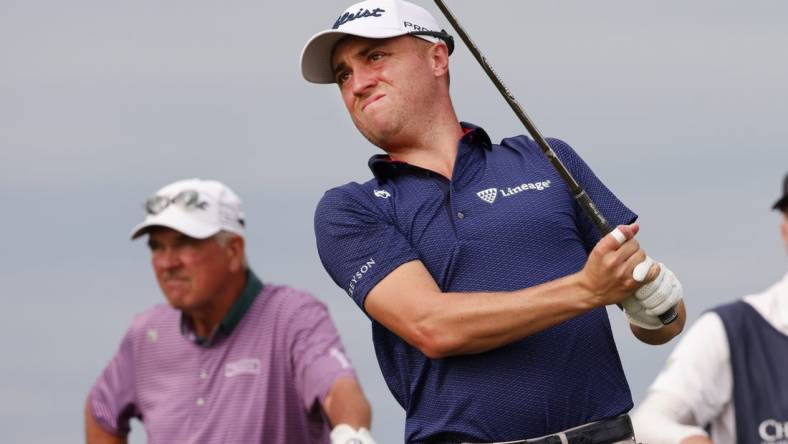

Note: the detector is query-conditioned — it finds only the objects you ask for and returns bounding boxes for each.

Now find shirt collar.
[181,269,264,347]
[773,271,788,332]
[368,122,492,182]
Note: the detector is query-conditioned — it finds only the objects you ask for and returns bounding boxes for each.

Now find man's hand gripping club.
[610,226,683,330]
[580,224,684,333]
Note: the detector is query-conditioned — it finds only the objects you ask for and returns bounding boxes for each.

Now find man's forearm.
[680,437,713,444]
[417,272,598,357]
[632,392,710,444]
[367,257,650,359]
[366,224,658,358]
[322,377,372,429]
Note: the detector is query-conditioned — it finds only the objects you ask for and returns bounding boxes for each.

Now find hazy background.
[2,0,786,442]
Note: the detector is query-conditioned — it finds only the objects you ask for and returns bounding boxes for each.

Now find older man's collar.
[180,269,264,347]
[369,122,492,181]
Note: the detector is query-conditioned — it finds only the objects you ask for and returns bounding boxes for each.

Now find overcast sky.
[2,1,787,442]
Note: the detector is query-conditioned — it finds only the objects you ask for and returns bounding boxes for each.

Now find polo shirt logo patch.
[477,188,498,204]
[224,358,261,378]
[374,189,391,199]
[477,180,552,204]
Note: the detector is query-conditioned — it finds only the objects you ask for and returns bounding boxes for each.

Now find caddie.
[85,178,376,444]
[633,173,788,444]
[300,1,687,443]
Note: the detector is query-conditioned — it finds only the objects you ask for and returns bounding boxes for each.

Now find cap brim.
[300,27,410,84]
[773,195,788,211]
[130,210,221,240]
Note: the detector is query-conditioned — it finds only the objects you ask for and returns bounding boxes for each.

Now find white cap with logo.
[300,0,453,84]
[130,178,246,240]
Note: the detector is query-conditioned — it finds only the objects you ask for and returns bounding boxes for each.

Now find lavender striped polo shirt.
[89,272,357,443]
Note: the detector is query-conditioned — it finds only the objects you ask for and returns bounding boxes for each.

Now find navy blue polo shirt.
[314,123,636,443]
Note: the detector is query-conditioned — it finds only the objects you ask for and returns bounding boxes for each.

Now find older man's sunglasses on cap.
[145,190,208,215]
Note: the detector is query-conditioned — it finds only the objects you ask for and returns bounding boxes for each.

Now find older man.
[85,178,375,444]
[301,1,686,442]
[633,173,788,444]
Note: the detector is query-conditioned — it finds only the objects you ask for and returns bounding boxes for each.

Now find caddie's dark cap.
[773,173,788,211]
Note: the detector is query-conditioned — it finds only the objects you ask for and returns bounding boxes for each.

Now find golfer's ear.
[226,235,246,272]
[430,42,450,77]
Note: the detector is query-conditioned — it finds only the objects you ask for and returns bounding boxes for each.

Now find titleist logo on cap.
[333,7,386,29]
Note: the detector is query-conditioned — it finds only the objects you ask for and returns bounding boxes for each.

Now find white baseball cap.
[300,0,454,84]
[130,178,246,240]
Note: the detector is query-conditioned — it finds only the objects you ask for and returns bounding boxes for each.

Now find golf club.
[433,0,678,325]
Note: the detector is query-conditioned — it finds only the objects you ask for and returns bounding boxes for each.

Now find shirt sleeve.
[288,296,358,411]
[88,325,140,436]
[632,312,733,444]
[547,138,638,249]
[314,186,420,310]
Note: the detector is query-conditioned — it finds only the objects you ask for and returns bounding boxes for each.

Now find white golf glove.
[633,259,683,317]
[608,228,682,329]
[331,424,376,444]
[621,296,662,330]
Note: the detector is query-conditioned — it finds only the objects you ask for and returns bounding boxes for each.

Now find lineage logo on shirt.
[477,180,551,204]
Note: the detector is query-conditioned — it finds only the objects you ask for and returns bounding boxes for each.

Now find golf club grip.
[577,195,679,326]
[433,0,678,325]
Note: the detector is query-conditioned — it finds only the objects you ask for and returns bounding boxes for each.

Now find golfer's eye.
[368,52,385,62]
[175,237,200,249]
[336,70,351,86]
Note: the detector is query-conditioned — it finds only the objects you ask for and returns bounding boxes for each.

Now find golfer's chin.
[161,289,193,311]
[355,120,403,151]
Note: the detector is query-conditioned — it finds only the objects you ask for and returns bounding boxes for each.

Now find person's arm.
[85,398,127,444]
[632,312,733,444]
[633,391,712,444]
[543,138,685,345]
[323,377,376,444]
[86,323,139,444]
[286,293,376,443]
[322,376,372,429]
[680,437,712,444]
[365,223,657,359]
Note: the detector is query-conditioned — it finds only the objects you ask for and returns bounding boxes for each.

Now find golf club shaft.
[433,0,678,325]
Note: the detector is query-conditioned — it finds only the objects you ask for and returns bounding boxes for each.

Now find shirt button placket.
[448,184,465,220]
[197,370,209,407]
[196,348,212,414]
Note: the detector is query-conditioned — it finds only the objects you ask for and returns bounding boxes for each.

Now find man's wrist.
[567,271,599,311]
[330,424,376,444]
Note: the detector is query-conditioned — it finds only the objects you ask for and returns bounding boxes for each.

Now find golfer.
[301,1,686,442]
[85,179,376,444]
